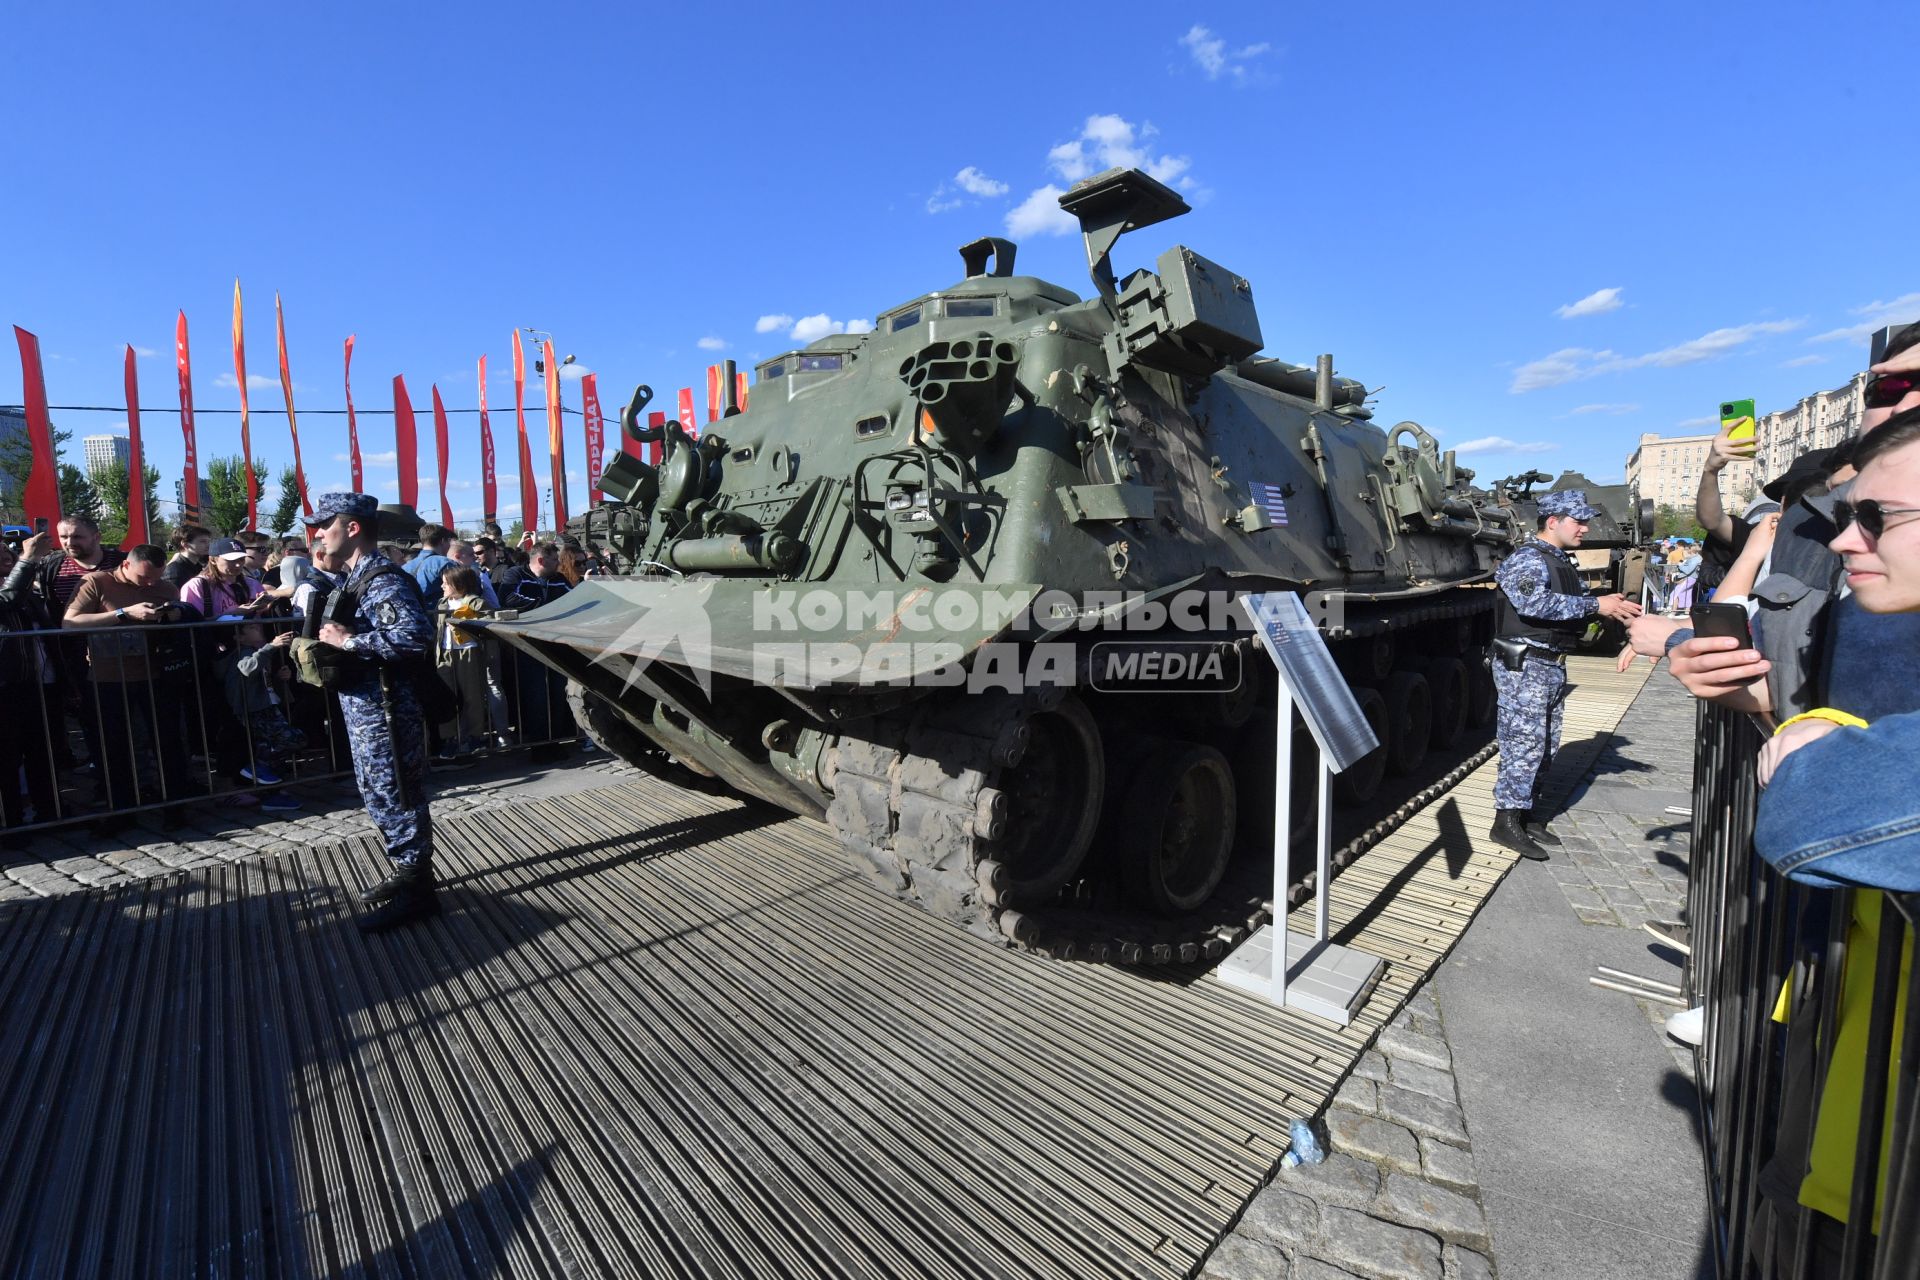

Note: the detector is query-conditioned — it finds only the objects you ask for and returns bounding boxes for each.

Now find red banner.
[736,370,750,413]
[232,281,257,529]
[430,383,453,528]
[343,335,363,492]
[122,346,147,549]
[478,355,497,522]
[581,373,604,505]
[175,312,200,523]
[11,327,61,529]
[513,330,537,535]
[274,293,311,518]
[646,411,666,466]
[706,364,722,423]
[393,375,418,507]
[543,340,568,529]
[678,386,697,438]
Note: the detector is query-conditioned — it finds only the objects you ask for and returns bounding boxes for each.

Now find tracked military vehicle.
[485,167,1520,962]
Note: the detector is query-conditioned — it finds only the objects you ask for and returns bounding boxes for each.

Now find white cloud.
[1179,25,1271,83]
[558,362,590,381]
[1555,287,1624,319]
[790,314,856,343]
[1453,436,1558,455]
[1510,348,1608,393]
[132,346,157,358]
[755,314,794,334]
[928,165,1013,215]
[1006,184,1077,237]
[215,372,283,391]
[1676,416,1716,428]
[954,166,1007,197]
[1634,319,1803,368]
[1564,403,1641,416]
[1808,293,1920,344]
[1781,354,1827,368]
[1046,114,1191,186]
[1007,114,1201,238]
[696,336,728,352]
[1508,319,1803,392]
[846,318,874,335]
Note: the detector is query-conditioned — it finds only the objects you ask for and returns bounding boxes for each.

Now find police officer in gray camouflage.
[1490,490,1642,860]
[299,492,441,930]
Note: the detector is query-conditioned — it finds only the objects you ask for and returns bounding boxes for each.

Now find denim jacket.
[1756,709,1920,891]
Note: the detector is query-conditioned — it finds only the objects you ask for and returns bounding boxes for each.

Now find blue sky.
[3,1,1915,528]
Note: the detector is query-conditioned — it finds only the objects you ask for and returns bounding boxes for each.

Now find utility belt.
[1490,637,1567,672]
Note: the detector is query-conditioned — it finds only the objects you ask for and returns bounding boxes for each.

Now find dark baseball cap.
[304,492,379,526]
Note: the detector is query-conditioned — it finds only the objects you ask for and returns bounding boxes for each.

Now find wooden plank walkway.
[0,658,1648,1279]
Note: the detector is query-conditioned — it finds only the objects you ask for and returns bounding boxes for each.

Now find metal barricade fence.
[1690,699,1920,1279]
[0,611,579,837]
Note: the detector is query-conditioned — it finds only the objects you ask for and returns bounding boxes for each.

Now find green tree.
[1651,504,1707,542]
[90,457,164,545]
[269,466,303,536]
[0,424,72,521]
[204,455,269,537]
[57,463,105,528]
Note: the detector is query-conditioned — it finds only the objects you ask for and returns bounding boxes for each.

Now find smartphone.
[33,518,48,535]
[1720,398,1756,445]
[1690,602,1753,650]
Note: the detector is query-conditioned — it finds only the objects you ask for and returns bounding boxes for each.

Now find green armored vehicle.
[486,168,1519,962]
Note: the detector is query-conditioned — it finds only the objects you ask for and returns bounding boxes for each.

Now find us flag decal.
[1249,482,1290,526]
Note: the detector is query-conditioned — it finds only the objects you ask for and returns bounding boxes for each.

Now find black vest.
[1496,543,1590,650]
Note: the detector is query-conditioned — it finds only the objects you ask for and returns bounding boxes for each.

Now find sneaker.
[225,791,261,808]
[260,793,301,813]
[239,764,283,786]
[1665,1005,1705,1046]
[1644,920,1692,956]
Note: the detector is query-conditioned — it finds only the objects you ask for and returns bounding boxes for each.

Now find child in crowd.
[220,622,305,811]
[436,566,493,757]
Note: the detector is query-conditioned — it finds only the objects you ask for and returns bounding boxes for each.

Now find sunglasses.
[1833,498,1920,539]
[1865,372,1919,410]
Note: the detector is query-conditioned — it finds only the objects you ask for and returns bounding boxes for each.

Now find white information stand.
[1217,592,1385,1025]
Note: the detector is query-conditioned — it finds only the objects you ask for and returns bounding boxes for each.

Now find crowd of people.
[0,508,612,846]
[1597,324,1920,1275]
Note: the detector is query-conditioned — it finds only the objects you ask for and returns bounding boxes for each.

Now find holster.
[1490,636,1532,672]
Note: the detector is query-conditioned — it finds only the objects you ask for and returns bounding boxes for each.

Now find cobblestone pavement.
[1538,666,1696,935]
[0,748,640,901]
[1203,667,1705,1279]
[1203,992,1496,1280]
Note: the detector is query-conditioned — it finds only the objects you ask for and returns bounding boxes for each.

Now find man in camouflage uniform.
[1490,490,1642,860]
[299,493,440,930]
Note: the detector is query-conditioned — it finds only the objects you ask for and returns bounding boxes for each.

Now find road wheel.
[566,681,723,792]
[1425,657,1469,750]
[1383,670,1432,775]
[995,694,1105,903]
[1233,712,1317,860]
[1118,741,1237,915]
[1332,685,1389,806]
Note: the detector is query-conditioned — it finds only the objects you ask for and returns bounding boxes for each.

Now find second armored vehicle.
[487,168,1520,962]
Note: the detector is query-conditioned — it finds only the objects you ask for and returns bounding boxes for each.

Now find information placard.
[1239,592,1379,771]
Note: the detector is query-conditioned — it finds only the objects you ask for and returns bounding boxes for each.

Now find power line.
[1,403,590,417]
